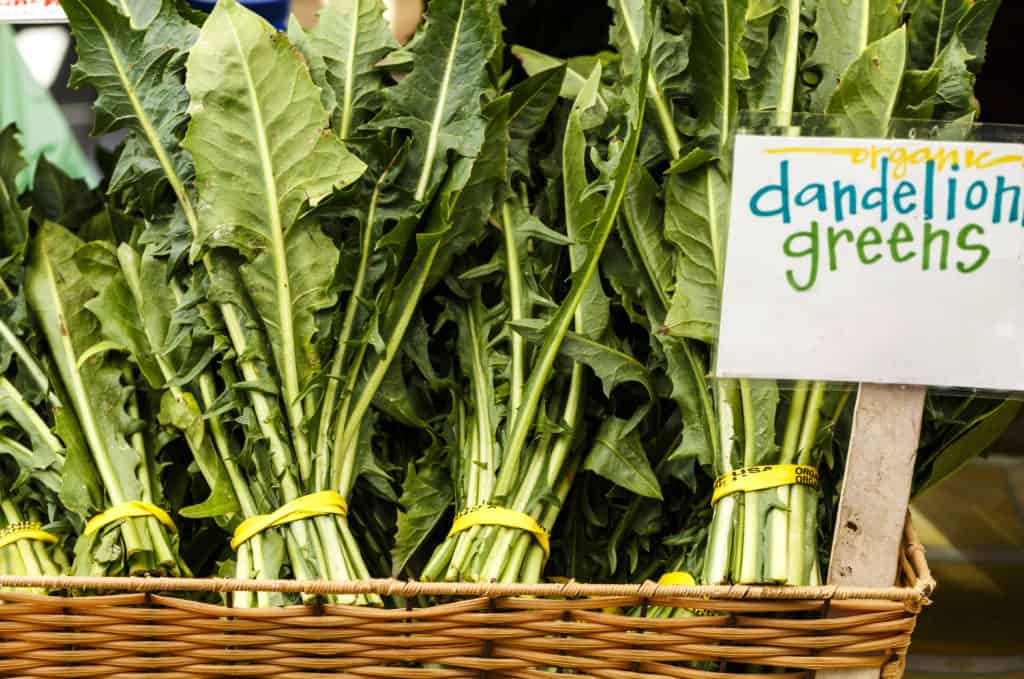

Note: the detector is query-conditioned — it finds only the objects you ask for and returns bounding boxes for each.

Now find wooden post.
[818,383,927,679]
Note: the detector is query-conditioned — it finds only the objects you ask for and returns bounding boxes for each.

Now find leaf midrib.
[415,0,467,202]
[81,0,200,232]
[224,13,301,416]
[340,0,359,137]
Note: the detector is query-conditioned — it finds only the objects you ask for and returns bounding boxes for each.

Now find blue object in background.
[190,0,291,30]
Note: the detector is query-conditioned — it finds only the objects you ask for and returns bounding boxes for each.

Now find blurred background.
[5,0,1024,673]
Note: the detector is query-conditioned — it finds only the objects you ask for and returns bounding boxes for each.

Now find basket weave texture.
[0,519,933,679]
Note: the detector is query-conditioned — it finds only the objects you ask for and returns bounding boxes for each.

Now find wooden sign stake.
[819,382,927,679]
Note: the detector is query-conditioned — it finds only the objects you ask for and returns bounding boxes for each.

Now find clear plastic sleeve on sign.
[713,112,1024,401]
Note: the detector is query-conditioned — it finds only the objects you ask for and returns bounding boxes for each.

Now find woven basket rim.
[0,574,927,603]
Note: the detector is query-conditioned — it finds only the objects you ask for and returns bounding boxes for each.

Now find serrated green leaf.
[585,417,662,499]
[374,0,500,202]
[510,45,612,114]
[392,458,453,576]
[294,0,397,137]
[954,0,1000,72]
[662,169,726,343]
[907,0,972,70]
[61,0,198,213]
[564,66,610,341]
[689,0,750,148]
[162,390,240,518]
[510,320,650,400]
[609,0,689,158]
[620,165,672,321]
[914,400,1022,496]
[26,222,143,508]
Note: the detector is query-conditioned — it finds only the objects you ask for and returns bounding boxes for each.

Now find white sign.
[0,0,66,23]
[717,133,1024,391]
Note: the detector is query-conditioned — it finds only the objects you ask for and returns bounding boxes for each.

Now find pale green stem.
[738,380,762,583]
[0,319,60,408]
[0,377,63,456]
[0,500,42,576]
[786,382,827,584]
[703,384,739,584]
[501,202,525,421]
[315,179,382,491]
[333,238,443,491]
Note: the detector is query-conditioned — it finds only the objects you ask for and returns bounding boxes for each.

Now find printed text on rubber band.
[711,464,818,506]
[0,522,58,550]
[448,505,550,558]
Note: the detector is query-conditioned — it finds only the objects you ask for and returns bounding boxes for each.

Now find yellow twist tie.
[0,523,58,550]
[85,501,176,536]
[448,505,550,558]
[656,571,719,616]
[711,464,819,507]
[231,490,348,550]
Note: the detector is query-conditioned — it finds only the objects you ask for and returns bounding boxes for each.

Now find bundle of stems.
[420,51,649,582]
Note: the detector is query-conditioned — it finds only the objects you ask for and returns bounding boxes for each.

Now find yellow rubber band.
[84,501,176,536]
[711,464,819,507]
[448,505,550,558]
[657,571,696,586]
[231,490,348,550]
[0,523,58,550]
[656,571,719,616]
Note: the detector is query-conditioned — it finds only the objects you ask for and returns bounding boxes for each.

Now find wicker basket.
[0,518,933,679]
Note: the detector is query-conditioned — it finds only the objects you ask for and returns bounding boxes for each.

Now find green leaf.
[510,321,651,399]
[826,28,908,137]
[293,0,397,137]
[954,0,1000,72]
[161,390,240,518]
[585,417,662,499]
[25,222,144,510]
[30,156,104,227]
[619,166,672,320]
[507,67,564,179]
[55,402,104,516]
[84,245,165,387]
[392,458,453,576]
[430,94,511,287]
[563,66,610,341]
[907,0,971,70]
[747,380,779,465]
[660,337,716,468]
[0,125,30,276]
[609,0,688,158]
[510,45,613,104]
[374,0,500,202]
[184,0,365,456]
[914,400,1022,496]
[662,168,726,343]
[61,0,198,213]
[689,0,750,148]
[807,0,902,112]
